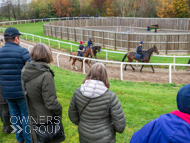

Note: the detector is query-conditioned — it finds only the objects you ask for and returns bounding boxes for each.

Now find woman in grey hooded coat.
[69,63,126,143]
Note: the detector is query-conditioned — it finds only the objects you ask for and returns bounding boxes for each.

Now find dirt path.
[16,38,190,84]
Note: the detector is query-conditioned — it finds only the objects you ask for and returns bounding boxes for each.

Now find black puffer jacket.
[69,80,126,143]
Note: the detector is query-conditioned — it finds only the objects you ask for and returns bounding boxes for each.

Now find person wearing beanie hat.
[136,41,144,62]
[130,84,190,143]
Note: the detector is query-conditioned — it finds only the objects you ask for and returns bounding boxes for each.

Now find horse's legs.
[81,60,83,72]
[95,55,97,59]
[140,65,144,72]
[130,65,135,71]
[86,60,91,68]
[124,64,127,71]
[71,58,75,69]
[151,65,155,73]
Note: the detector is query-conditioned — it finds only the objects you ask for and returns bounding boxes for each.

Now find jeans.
[7,98,31,143]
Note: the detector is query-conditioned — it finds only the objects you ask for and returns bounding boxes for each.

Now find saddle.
[136,51,146,60]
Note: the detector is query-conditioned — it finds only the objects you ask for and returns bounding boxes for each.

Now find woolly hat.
[177,84,190,114]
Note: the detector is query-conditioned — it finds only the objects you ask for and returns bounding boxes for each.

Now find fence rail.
[1,27,189,71]
[43,18,190,54]
[18,41,190,84]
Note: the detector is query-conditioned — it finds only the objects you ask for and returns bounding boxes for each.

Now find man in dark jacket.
[130,84,190,143]
[137,41,143,62]
[0,27,31,143]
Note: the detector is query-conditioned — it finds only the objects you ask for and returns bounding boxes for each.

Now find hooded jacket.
[21,62,65,143]
[69,80,126,143]
[130,112,190,143]
[0,42,30,99]
[130,84,190,143]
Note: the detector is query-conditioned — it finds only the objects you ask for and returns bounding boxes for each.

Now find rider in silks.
[88,37,93,49]
[137,41,144,62]
[78,41,84,57]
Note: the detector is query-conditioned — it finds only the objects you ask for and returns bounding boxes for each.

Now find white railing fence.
[0,27,189,71]
[17,41,190,84]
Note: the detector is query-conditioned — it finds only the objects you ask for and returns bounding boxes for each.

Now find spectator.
[130,84,190,143]
[0,87,12,134]
[21,43,65,143]
[0,27,31,143]
[69,63,126,143]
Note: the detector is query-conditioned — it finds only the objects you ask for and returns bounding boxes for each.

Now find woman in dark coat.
[21,43,65,143]
[69,63,126,143]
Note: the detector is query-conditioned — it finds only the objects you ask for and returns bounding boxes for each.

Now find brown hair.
[4,35,19,42]
[83,63,110,88]
[30,43,53,63]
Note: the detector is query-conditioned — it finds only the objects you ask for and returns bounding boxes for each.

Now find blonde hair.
[83,63,110,88]
[30,43,53,63]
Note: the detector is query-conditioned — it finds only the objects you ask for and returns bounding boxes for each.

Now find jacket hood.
[177,84,190,114]
[80,80,108,98]
[22,62,50,82]
[158,113,190,141]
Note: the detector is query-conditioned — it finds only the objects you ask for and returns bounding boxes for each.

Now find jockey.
[88,37,93,49]
[78,41,84,57]
[137,41,143,62]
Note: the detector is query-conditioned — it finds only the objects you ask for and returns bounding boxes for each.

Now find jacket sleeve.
[110,93,126,133]
[68,91,79,125]
[22,48,31,63]
[41,72,62,115]
[130,119,157,143]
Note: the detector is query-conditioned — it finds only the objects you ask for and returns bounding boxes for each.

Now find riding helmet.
[80,41,83,44]
[140,41,143,44]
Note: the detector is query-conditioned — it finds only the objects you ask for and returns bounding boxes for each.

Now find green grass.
[1,22,190,70]
[0,65,184,143]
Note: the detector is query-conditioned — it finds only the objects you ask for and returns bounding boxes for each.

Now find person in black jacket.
[137,41,144,62]
[0,27,31,143]
[78,41,84,57]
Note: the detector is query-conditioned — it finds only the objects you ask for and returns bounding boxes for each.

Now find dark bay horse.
[122,45,159,72]
[90,46,101,59]
[69,46,92,71]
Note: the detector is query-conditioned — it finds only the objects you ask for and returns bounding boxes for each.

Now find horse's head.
[153,45,159,54]
[97,46,101,54]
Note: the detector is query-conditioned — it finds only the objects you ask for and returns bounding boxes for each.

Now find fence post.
[74,29,76,42]
[58,41,60,49]
[166,35,168,55]
[39,37,41,43]
[169,65,172,83]
[67,28,69,40]
[188,34,190,55]
[102,31,104,48]
[71,44,72,52]
[127,34,130,52]
[106,50,108,61]
[114,33,117,50]
[83,58,86,74]
[26,34,27,40]
[57,54,60,67]
[83,29,85,42]
[120,63,124,80]
[173,56,175,70]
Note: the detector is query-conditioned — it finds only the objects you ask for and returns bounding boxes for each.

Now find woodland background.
[0,0,189,21]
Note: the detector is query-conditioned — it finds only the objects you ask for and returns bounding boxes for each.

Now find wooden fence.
[44,18,190,54]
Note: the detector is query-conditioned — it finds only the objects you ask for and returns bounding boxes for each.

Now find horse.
[69,46,93,71]
[90,46,101,59]
[122,45,159,73]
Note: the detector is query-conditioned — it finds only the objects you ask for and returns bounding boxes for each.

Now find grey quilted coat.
[69,80,126,143]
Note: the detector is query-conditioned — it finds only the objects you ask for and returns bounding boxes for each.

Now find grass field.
[1,22,190,70]
[0,65,184,143]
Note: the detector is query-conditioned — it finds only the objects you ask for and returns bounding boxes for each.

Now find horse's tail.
[122,53,128,62]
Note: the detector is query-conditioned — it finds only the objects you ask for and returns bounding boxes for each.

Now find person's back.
[69,63,126,143]
[0,27,31,143]
[130,84,190,143]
